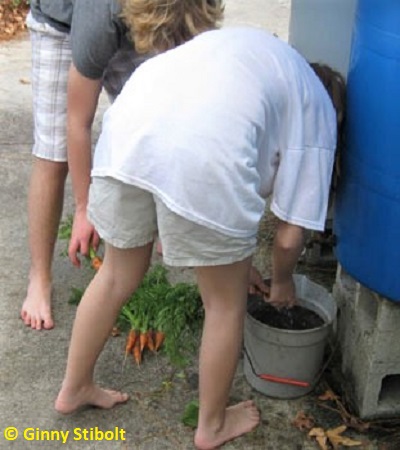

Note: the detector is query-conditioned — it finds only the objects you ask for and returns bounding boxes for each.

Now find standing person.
[21,0,144,330]
[55,1,345,449]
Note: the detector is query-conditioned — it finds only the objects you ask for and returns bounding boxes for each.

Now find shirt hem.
[91,170,258,238]
[270,201,326,232]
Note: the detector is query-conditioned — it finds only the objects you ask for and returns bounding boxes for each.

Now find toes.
[31,315,41,330]
[43,316,54,330]
[243,400,255,408]
[120,393,129,403]
[21,308,54,331]
[106,390,129,405]
[23,313,31,326]
[55,386,130,415]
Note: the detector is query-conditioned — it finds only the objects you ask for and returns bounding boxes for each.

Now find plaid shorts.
[27,12,72,162]
[26,13,140,160]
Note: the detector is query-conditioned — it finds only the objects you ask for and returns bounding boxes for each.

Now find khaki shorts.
[88,177,257,267]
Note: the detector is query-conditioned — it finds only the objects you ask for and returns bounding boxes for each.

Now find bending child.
[22,0,145,330]
[56,1,345,449]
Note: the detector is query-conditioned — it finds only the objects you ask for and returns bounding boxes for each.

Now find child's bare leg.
[55,242,153,414]
[21,158,68,330]
[194,258,260,450]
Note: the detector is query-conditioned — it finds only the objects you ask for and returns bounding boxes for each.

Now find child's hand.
[268,277,297,309]
[248,266,270,296]
[68,210,100,267]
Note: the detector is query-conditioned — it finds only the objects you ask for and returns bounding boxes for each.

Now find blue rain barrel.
[334,0,400,301]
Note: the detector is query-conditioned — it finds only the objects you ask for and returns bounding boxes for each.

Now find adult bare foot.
[21,278,54,330]
[194,400,260,450]
[55,384,129,415]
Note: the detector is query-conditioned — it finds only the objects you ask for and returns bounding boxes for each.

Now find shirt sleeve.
[70,0,127,79]
[270,147,335,231]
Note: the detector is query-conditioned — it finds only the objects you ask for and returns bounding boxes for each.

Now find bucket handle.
[243,338,338,389]
[244,346,310,388]
[243,345,310,388]
[259,373,310,388]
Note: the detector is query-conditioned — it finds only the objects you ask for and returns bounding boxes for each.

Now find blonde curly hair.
[120,0,225,54]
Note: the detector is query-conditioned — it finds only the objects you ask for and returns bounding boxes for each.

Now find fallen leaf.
[319,389,338,401]
[309,425,363,450]
[309,427,329,450]
[317,386,370,434]
[292,410,315,431]
[326,425,363,449]
[19,77,31,85]
[0,1,29,42]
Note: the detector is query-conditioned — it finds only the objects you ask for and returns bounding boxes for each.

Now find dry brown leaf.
[317,385,371,434]
[309,427,326,439]
[326,425,363,449]
[309,427,329,450]
[319,389,339,401]
[309,425,363,450]
[292,410,315,431]
[0,1,29,42]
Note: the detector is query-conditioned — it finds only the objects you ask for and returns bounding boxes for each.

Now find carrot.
[146,330,155,352]
[154,331,165,351]
[125,329,138,355]
[91,256,103,271]
[139,331,148,353]
[133,338,142,365]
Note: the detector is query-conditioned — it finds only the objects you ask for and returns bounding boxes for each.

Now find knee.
[100,267,140,303]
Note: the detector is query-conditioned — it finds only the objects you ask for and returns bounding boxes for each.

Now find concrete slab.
[0,2,382,449]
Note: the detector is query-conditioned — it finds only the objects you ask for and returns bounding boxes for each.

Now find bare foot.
[194,400,260,450]
[55,384,129,415]
[21,278,54,330]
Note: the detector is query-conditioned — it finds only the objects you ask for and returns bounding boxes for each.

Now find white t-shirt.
[92,26,337,237]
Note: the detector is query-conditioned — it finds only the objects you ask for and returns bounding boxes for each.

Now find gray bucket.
[243,274,337,399]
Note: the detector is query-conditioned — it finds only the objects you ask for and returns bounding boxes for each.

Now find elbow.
[274,223,305,252]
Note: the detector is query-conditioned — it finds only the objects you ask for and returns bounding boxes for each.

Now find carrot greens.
[59,217,204,369]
